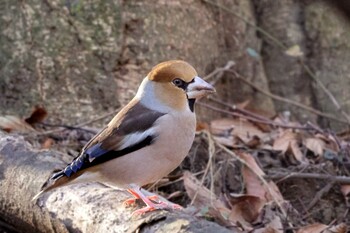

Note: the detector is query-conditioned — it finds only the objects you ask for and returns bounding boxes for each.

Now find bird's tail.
[31,170,67,202]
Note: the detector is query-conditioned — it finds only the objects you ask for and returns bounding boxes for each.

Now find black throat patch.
[188,99,195,112]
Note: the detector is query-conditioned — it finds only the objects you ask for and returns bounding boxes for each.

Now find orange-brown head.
[137,60,215,112]
[148,60,198,83]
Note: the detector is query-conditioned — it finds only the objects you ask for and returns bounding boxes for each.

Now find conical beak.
[186,76,216,99]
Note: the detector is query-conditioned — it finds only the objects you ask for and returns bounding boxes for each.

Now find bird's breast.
[154,111,196,163]
[92,110,196,188]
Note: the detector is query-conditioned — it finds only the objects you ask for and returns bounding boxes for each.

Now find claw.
[132,201,183,215]
[123,198,138,206]
[123,195,160,206]
[127,185,183,215]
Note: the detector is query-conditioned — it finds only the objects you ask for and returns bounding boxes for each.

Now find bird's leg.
[123,189,159,206]
[129,187,182,215]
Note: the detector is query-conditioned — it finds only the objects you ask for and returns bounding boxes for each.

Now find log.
[0,132,231,233]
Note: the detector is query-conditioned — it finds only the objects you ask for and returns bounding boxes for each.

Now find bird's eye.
[172,78,184,87]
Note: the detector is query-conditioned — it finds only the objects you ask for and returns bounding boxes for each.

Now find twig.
[208,96,274,122]
[215,140,289,219]
[306,181,335,212]
[37,123,97,134]
[28,108,119,137]
[301,62,350,124]
[198,101,316,131]
[203,60,235,85]
[226,70,349,125]
[154,171,206,189]
[190,131,216,206]
[266,172,350,184]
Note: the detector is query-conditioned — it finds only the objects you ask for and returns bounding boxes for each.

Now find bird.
[33,60,216,215]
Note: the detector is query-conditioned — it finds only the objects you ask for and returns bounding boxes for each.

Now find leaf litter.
[1,102,350,232]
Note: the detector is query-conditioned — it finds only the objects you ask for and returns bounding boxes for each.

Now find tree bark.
[0,132,231,233]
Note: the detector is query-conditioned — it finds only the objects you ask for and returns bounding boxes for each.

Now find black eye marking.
[172,77,195,91]
[172,78,185,87]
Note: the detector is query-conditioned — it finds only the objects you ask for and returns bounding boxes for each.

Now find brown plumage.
[33,60,215,215]
[148,60,197,82]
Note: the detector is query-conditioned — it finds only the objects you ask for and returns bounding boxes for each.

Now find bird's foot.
[123,195,159,206]
[132,201,183,215]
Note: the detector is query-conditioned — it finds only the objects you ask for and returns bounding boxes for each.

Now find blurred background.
[1,0,350,131]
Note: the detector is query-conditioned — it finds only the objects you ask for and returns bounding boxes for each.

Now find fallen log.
[0,132,231,233]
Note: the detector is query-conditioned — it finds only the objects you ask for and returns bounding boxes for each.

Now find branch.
[226,70,350,125]
[198,101,316,131]
[266,172,350,184]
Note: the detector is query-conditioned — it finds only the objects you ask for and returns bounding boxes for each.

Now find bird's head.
[136,60,215,112]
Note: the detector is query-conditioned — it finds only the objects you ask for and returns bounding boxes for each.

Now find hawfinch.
[34,60,215,215]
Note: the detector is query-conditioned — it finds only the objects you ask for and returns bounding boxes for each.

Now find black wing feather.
[50,101,165,180]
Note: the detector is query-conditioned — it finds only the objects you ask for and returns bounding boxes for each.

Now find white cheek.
[136,78,172,113]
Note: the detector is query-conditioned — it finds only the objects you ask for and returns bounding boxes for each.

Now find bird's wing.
[53,99,166,179]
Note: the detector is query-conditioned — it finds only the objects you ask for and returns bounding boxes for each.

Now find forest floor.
[1,99,350,233]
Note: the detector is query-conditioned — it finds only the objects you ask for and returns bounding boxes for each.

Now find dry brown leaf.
[25,106,47,125]
[298,223,347,233]
[253,215,283,233]
[315,133,340,152]
[196,122,209,131]
[326,223,348,233]
[273,131,307,163]
[304,137,325,156]
[236,99,251,109]
[340,184,350,206]
[340,185,350,197]
[228,194,265,223]
[0,116,35,133]
[183,171,217,207]
[183,171,232,226]
[288,139,307,163]
[273,131,296,153]
[211,118,266,146]
[296,223,328,233]
[238,152,284,203]
[41,138,54,149]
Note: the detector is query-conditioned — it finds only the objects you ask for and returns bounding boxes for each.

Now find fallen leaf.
[228,194,265,223]
[285,44,304,57]
[41,138,54,149]
[238,152,284,203]
[0,116,35,133]
[288,139,307,164]
[25,106,47,125]
[273,131,296,153]
[236,99,251,109]
[304,137,325,156]
[211,118,267,146]
[326,223,347,233]
[314,133,340,152]
[253,215,283,233]
[296,223,328,233]
[183,171,233,226]
[196,122,209,131]
[273,131,307,164]
[340,185,350,197]
[340,184,350,206]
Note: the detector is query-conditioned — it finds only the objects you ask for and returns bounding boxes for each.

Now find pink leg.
[127,187,182,215]
[123,190,159,206]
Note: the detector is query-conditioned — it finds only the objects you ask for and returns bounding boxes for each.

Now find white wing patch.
[117,127,157,150]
